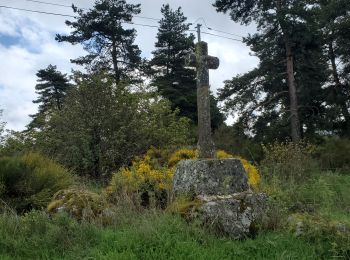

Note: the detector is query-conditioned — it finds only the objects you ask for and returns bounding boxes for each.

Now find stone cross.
[187,41,220,158]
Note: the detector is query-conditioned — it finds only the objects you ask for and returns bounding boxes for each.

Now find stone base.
[173,159,249,196]
[173,159,267,239]
[197,191,268,239]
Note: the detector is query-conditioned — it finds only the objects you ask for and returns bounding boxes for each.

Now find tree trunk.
[285,40,301,142]
[111,40,120,84]
[329,41,350,135]
[275,0,301,142]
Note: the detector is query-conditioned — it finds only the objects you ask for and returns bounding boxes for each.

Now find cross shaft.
[187,41,220,158]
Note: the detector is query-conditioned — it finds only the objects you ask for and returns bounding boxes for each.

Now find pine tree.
[214,0,329,142]
[316,0,350,136]
[56,0,141,83]
[151,4,225,127]
[150,4,197,122]
[29,65,70,130]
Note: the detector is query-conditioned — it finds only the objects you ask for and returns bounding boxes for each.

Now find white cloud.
[0,9,85,130]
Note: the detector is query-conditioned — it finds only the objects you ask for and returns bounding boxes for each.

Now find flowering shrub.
[106,148,261,208]
[168,149,197,168]
[106,149,172,208]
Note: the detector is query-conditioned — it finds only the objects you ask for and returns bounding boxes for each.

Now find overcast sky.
[0,0,258,131]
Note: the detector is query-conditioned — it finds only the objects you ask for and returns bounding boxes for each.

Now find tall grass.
[0,209,320,260]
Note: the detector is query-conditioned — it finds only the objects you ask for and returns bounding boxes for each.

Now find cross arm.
[205,56,220,70]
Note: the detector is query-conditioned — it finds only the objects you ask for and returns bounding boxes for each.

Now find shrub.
[106,148,261,209]
[168,149,197,168]
[260,141,317,182]
[316,137,350,171]
[48,188,114,223]
[0,153,74,212]
[288,213,350,258]
[106,152,172,209]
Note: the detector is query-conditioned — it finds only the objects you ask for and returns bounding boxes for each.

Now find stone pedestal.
[174,159,249,196]
[173,159,267,239]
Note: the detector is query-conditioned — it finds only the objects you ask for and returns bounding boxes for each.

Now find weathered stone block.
[198,192,268,239]
[173,159,249,196]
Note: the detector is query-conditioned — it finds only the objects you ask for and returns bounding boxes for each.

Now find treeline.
[0,1,224,180]
[1,0,350,179]
[215,0,350,142]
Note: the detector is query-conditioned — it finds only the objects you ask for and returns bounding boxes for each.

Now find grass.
[0,167,348,259]
[0,210,319,260]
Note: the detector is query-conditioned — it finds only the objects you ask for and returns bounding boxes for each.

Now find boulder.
[173,159,249,196]
[173,158,267,239]
[197,191,268,239]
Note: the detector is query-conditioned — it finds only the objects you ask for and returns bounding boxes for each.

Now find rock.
[197,191,268,239]
[173,159,249,196]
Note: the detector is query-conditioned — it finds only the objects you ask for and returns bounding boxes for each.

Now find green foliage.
[213,124,263,162]
[214,0,344,142]
[48,188,113,223]
[0,210,321,259]
[261,141,318,182]
[316,137,350,170]
[0,130,39,158]
[56,0,141,83]
[0,153,74,212]
[38,73,193,179]
[106,148,174,209]
[150,4,196,122]
[260,168,350,258]
[29,65,71,130]
[150,4,224,128]
[288,213,350,258]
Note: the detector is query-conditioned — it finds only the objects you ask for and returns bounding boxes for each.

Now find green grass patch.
[0,210,319,260]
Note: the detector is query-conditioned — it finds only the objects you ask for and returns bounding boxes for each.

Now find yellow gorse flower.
[106,148,261,199]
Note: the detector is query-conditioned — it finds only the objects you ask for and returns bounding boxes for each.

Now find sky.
[0,0,258,131]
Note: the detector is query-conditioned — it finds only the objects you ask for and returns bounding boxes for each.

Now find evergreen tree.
[150,4,197,122]
[316,0,350,136]
[29,65,70,130]
[214,0,328,142]
[56,0,141,83]
[151,4,224,128]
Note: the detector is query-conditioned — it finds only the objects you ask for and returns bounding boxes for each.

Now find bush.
[0,153,74,212]
[37,74,194,179]
[260,141,317,182]
[288,213,350,258]
[48,188,114,223]
[168,149,197,168]
[106,151,172,209]
[106,148,261,209]
[316,137,350,171]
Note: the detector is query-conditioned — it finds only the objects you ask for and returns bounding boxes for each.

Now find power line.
[21,0,73,8]
[0,5,75,17]
[202,31,243,42]
[18,0,160,21]
[194,17,245,38]
[0,4,242,42]
[189,29,243,42]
